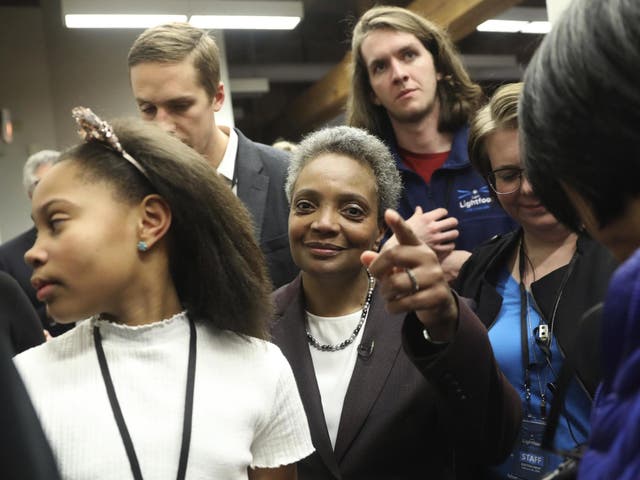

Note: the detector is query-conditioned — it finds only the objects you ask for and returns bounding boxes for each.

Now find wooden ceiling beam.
[274,0,522,140]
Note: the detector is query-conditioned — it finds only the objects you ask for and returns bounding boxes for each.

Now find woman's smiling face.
[288,153,384,279]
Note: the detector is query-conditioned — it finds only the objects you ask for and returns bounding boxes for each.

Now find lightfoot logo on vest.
[457,186,493,212]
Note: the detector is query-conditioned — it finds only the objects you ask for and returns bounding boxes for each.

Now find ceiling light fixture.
[477,20,529,33]
[65,14,187,29]
[477,19,551,33]
[61,0,303,30]
[189,15,300,30]
[189,1,302,30]
[477,6,550,34]
[520,21,552,34]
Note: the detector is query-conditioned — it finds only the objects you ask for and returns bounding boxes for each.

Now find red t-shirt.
[399,147,450,183]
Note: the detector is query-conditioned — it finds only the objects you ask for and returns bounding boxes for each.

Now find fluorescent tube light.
[520,21,551,34]
[189,15,301,30]
[65,14,187,28]
[477,20,529,33]
[477,19,551,34]
[62,1,304,30]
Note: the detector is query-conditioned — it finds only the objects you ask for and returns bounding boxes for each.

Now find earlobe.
[137,194,172,251]
[213,82,225,112]
[373,228,385,252]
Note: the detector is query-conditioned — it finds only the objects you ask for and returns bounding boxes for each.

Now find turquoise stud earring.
[137,241,148,252]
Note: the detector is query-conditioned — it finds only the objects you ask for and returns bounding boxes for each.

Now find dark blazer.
[0,266,58,477]
[235,129,298,289]
[454,230,618,397]
[0,227,73,337]
[0,271,44,355]
[0,228,41,320]
[271,275,521,479]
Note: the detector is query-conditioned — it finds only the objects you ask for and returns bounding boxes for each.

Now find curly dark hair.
[521,0,640,232]
[59,117,271,339]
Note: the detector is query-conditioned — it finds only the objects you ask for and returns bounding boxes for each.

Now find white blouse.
[306,309,366,448]
[15,313,313,479]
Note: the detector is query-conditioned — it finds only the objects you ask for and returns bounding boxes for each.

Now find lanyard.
[518,236,578,418]
[93,316,197,480]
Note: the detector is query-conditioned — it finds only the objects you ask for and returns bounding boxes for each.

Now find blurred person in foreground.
[520,0,640,477]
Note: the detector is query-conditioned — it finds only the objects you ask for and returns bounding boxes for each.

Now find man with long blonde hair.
[348,6,515,278]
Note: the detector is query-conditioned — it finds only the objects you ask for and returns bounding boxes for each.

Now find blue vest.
[388,126,517,252]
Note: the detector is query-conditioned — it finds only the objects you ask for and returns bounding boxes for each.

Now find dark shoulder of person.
[0,271,45,355]
[237,128,290,170]
[454,230,517,294]
[0,335,60,479]
[253,140,290,169]
[572,303,604,398]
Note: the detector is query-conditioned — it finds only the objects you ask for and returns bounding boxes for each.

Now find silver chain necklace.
[305,271,375,352]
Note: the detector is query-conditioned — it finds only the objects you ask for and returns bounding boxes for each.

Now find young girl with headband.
[14,107,313,480]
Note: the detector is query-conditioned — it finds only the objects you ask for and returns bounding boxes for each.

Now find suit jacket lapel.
[272,277,341,478]
[333,288,403,461]
[235,129,268,241]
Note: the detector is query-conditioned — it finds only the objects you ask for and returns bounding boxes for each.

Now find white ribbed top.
[306,310,365,448]
[14,313,313,479]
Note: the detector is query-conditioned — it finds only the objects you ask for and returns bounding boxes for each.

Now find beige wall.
[0,2,140,241]
[0,6,57,242]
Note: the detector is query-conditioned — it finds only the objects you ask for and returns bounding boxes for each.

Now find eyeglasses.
[487,167,525,195]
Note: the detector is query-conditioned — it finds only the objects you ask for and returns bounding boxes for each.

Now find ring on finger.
[405,268,420,293]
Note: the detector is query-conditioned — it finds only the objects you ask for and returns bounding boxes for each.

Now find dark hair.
[520,0,640,231]
[347,6,483,137]
[59,118,271,339]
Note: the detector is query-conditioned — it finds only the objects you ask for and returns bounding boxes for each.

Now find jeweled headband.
[71,106,150,181]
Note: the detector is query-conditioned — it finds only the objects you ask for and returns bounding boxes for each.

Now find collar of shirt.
[217,126,239,193]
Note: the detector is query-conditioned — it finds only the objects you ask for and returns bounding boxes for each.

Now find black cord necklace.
[93,314,197,480]
[518,236,578,418]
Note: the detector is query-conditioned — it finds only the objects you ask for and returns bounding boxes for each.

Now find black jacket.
[0,271,44,355]
[454,229,618,397]
[234,129,298,288]
[0,273,59,478]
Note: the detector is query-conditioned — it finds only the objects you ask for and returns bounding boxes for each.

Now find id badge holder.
[494,416,565,480]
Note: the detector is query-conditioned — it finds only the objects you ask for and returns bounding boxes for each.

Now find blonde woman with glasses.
[455,83,617,479]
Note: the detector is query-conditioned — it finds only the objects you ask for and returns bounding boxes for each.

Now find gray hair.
[23,149,59,197]
[285,126,402,223]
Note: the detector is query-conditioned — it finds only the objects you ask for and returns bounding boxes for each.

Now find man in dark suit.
[0,150,73,336]
[128,23,297,288]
